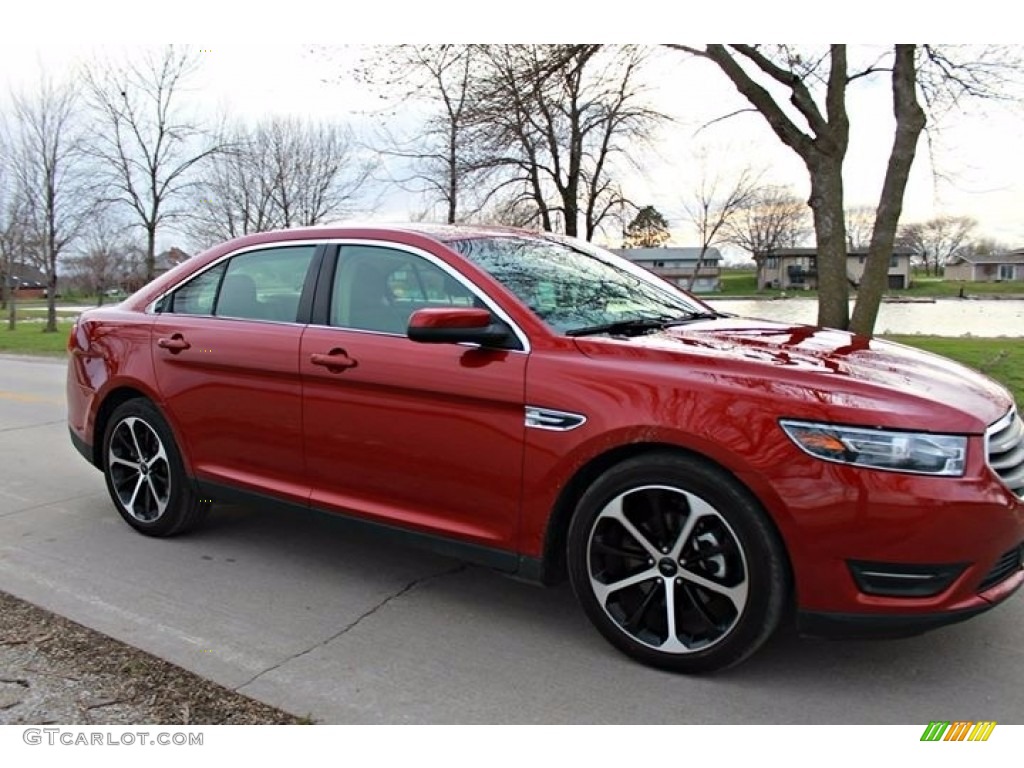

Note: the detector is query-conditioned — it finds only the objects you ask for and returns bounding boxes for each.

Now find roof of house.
[948,249,1024,266]
[755,247,914,258]
[6,263,48,287]
[610,247,723,263]
[155,247,191,271]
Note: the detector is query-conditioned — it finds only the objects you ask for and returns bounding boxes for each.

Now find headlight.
[779,420,967,476]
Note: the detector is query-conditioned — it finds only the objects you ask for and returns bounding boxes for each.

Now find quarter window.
[165,263,227,315]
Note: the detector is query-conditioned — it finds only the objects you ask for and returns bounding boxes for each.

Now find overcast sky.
[2,8,1021,254]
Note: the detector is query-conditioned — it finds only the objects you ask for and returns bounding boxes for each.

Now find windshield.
[450,235,709,335]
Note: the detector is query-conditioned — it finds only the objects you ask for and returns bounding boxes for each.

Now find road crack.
[235,563,468,693]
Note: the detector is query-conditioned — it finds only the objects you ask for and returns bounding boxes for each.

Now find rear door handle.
[310,348,358,372]
[157,334,191,353]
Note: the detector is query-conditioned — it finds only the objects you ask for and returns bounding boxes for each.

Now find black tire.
[567,452,789,673]
[102,399,206,537]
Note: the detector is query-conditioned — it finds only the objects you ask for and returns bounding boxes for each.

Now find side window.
[331,246,476,334]
[214,245,316,322]
[166,263,227,315]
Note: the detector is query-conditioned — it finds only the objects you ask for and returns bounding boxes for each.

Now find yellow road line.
[0,390,64,405]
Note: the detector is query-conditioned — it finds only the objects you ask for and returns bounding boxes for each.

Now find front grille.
[978,544,1024,593]
[986,409,1024,499]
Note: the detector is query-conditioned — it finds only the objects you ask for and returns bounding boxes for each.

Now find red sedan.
[66,225,1024,672]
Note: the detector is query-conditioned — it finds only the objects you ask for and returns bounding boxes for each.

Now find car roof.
[237,222,557,247]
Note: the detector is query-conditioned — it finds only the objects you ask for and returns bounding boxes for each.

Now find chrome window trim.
[145,239,325,320]
[147,238,532,353]
[314,238,531,354]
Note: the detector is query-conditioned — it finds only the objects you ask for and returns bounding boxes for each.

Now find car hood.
[572,317,1014,433]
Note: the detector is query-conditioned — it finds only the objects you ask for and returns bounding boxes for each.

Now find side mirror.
[407,307,510,346]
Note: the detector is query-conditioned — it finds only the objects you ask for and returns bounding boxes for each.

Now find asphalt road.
[1,353,1022,724]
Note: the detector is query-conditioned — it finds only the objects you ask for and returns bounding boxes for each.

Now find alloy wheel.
[107,416,172,523]
[586,484,749,654]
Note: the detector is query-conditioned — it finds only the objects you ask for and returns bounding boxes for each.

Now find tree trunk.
[851,45,926,337]
[807,158,849,329]
[562,191,579,238]
[447,128,458,224]
[3,259,13,330]
[45,270,57,333]
[44,230,57,333]
[146,227,157,284]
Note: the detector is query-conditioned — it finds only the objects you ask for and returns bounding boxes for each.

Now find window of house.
[999,264,1014,281]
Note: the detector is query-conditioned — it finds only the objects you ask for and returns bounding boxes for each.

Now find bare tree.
[187,117,374,248]
[727,184,811,260]
[4,74,92,332]
[668,44,1017,335]
[845,206,876,250]
[0,149,9,317]
[897,215,977,275]
[683,162,761,289]
[469,44,663,240]
[65,213,135,305]
[83,45,220,282]
[954,236,1011,262]
[188,124,276,245]
[262,118,374,228]
[363,45,490,223]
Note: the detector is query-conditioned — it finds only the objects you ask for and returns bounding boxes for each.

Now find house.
[944,249,1024,282]
[756,247,914,290]
[609,247,722,293]
[155,247,191,274]
[4,263,48,299]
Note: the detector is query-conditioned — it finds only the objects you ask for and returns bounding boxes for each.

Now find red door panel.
[300,328,527,548]
[151,316,307,503]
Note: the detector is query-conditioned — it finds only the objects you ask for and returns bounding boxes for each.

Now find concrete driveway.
[1,353,1022,723]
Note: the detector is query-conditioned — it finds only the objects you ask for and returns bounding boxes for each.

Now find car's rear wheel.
[567,452,789,673]
[102,399,206,537]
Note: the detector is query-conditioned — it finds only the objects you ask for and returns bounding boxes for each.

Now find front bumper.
[797,563,1023,639]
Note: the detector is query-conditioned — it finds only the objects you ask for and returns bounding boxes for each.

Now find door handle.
[310,348,358,372]
[157,334,191,353]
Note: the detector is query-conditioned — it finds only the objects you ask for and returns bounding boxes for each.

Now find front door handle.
[157,334,191,353]
[310,348,358,373]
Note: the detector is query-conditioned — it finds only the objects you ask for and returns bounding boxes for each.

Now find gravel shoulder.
[0,591,305,725]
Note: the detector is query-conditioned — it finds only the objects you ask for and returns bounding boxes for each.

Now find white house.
[609,247,722,293]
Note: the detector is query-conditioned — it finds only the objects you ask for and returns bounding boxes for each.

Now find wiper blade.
[565,311,721,338]
[664,311,723,324]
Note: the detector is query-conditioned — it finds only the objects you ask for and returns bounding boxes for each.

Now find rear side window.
[164,245,316,322]
[215,246,316,322]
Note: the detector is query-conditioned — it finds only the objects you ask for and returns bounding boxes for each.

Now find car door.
[151,242,321,504]
[300,241,528,550]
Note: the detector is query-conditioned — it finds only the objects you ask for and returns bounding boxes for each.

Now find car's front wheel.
[102,399,206,537]
[567,452,789,673]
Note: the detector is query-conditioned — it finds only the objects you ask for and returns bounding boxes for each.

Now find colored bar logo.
[921,721,996,741]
